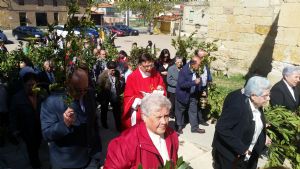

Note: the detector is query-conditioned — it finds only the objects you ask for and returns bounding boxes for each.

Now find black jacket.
[270,79,300,112]
[212,89,266,161]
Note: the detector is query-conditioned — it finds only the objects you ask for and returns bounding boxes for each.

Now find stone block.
[255,25,271,35]
[236,15,251,24]
[276,28,300,46]
[243,0,270,7]
[209,7,223,15]
[227,32,241,41]
[249,8,274,17]
[272,45,300,64]
[223,7,234,15]
[226,15,235,24]
[212,15,227,23]
[270,0,283,5]
[239,24,255,33]
[250,16,273,25]
[278,3,300,28]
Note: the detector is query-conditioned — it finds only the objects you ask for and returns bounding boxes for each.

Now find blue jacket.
[176,62,202,104]
[40,91,101,168]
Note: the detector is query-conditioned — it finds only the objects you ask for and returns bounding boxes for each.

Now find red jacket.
[104,122,179,169]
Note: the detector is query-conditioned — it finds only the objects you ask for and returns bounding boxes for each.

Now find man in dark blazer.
[175,55,205,134]
[212,76,272,169]
[270,65,300,112]
[39,60,55,93]
[97,61,123,131]
[41,68,101,169]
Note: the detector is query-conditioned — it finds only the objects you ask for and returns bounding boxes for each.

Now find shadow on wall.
[245,13,279,80]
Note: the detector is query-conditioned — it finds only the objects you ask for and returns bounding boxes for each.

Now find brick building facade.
[0,0,87,29]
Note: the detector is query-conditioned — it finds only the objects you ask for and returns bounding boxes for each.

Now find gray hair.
[282,65,300,77]
[244,76,271,97]
[140,93,171,117]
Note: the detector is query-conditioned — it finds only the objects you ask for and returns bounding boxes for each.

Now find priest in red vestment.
[122,53,166,130]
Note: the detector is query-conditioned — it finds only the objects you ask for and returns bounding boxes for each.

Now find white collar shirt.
[147,129,170,164]
[246,99,263,160]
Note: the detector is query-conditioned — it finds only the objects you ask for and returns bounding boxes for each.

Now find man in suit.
[175,55,205,134]
[39,60,55,92]
[97,61,123,131]
[270,65,300,112]
[41,68,101,169]
[212,76,272,169]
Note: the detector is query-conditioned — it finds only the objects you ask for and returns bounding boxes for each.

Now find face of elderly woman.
[251,90,270,108]
[144,107,170,136]
[285,72,300,87]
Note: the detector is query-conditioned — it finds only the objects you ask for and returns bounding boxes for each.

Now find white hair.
[140,93,171,117]
[244,76,271,97]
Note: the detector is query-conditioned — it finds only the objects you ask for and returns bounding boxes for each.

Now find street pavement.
[1,32,268,169]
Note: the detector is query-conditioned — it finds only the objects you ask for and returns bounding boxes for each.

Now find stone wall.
[207,0,288,79]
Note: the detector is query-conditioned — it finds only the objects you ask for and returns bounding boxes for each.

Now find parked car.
[53,25,80,38]
[12,26,45,41]
[0,29,8,43]
[104,26,125,37]
[75,27,99,39]
[114,24,139,36]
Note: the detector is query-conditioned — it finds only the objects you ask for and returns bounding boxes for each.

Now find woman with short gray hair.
[212,76,271,169]
[141,93,171,117]
[105,93,179,169]
[244,76,271,97]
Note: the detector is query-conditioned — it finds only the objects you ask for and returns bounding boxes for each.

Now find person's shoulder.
[43,92,65,105]
[168,64,176,71]
[127,69,140,79]
[271,79,284,90]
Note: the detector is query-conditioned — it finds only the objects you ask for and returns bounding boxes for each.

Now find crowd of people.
[0,35,299,169]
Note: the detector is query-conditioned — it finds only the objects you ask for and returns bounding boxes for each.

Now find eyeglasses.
[141,63,154,69]
[260,93,271,99]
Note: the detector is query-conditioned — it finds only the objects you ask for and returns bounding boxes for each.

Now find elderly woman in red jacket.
[104,93,179,169]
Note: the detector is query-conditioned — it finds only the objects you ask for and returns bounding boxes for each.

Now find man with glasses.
[41,68,101,169]
[122,53,166,131]
[212,76,272,169]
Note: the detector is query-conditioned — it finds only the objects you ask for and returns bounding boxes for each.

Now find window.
[18,0,24,5]
[53,0,57,6]
[189,10,194,23]
[54,13,58,24]
[38,0,44,6]
[19,12,27,26]
[36,13,47,26]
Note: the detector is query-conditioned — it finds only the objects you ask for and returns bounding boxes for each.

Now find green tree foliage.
[264,106,300,169]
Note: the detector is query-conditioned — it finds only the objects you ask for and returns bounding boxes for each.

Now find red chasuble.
[122,68,166,131]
